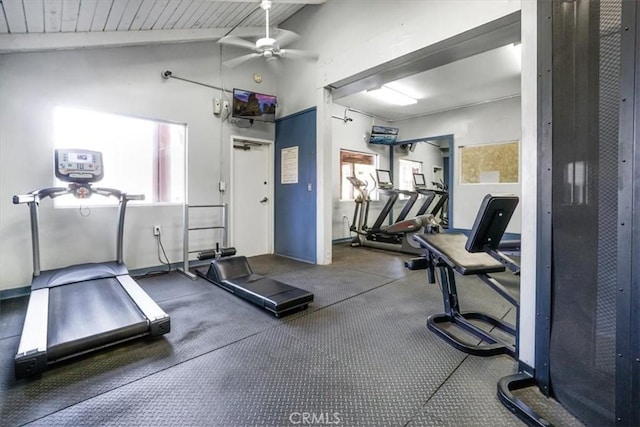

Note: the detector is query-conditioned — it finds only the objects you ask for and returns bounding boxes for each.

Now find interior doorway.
[230,136,273,257]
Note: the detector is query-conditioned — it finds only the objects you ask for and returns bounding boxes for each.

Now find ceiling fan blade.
[224,53,262,68]
[218,36,257,50]
[272,28,300,47]
[279,49,319,61]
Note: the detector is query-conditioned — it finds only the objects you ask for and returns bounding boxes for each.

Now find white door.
[231,139,272,257]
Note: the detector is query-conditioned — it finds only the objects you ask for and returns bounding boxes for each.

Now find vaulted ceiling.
[0,0,325,53]
[0,0,318,34]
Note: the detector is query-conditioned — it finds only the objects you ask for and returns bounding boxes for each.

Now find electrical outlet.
[153,225,161,236]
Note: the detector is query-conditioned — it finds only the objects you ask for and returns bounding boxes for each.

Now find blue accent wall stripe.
[274,108,317,263]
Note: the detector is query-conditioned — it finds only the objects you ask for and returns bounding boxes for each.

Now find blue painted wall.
[274,108,317,263]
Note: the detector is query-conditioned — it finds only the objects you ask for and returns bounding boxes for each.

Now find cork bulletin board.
[460,141,520,184]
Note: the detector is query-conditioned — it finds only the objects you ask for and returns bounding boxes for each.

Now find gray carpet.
[0,243,582,426]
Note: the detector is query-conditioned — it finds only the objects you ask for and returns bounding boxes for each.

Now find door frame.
[229,135,274,255]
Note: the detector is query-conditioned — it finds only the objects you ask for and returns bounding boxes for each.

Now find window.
[398,159,422,198]
[340,149,377,201]
[53,106,185,207]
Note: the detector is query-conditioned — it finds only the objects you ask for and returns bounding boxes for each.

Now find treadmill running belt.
[47,278,148,361]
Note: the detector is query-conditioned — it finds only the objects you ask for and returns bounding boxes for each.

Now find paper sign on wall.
[281,146,299,184]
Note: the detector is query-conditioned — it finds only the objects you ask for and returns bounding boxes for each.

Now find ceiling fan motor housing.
[256,38,277,50]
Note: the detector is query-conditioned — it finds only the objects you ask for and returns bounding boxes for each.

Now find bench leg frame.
[429,265,517,358]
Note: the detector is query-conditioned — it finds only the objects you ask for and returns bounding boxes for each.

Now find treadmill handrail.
[13,187,70,204]
[13,184,145,275]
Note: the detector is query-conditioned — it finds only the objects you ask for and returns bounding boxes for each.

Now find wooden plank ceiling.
[0,0,307,34]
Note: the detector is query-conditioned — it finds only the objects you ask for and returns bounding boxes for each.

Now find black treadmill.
[13,149,170,379]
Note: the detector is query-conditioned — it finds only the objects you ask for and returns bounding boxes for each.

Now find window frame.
[52,106,186,208]
[339,149,378,201]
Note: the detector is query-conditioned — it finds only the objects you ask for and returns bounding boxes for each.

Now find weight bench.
[196,256,314,317]
[407,194,520,358]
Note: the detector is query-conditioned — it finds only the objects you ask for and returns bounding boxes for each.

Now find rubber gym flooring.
[0,243,583,426]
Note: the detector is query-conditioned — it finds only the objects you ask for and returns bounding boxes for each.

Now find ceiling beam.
[0,27,267,53]
[330,11,522,100]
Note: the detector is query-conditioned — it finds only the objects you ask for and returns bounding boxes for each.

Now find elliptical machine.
[346,170,435,255]
[429,179,449,229]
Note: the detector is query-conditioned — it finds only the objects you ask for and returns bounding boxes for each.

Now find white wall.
[279,1,521,117]
[0,42,276,291]
[330,104,392,240]
[396,96,522,233]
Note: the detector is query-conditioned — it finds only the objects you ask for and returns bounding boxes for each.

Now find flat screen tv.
[369,125,399,145]
[232,88,277,123]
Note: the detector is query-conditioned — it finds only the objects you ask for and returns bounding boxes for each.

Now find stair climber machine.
[12,149,170,379]
[347,169,436,255]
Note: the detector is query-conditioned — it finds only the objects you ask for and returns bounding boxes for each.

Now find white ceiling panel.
[153,0,181,29]
[129,0,156,30]
[90,0,113,31]
[0,8,8,33]
[140,0,171,30]
[183,1,214,28]
[163,0,194,29]
[61,0,81,32]
[44,0,63,32]
[104,0,130,31]
[76,0,99,32]
[117,0,144,31]
[23,0,45,33]
[3,0,28,33]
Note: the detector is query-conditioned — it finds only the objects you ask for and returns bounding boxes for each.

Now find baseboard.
[0,286,31,300]
[332,237,353,244]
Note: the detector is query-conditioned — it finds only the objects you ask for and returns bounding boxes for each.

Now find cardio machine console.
[55,149,104,183]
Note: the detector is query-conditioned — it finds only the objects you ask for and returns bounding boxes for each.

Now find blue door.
[274,108,317,263]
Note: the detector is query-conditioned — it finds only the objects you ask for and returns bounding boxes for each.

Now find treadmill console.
[413,173,427,189]
[376,169,393,189]
[55,149,104,183]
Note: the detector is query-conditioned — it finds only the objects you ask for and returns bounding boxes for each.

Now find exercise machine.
[196,255,314,317]
[13,149,170,379]
[377,170,419,223]
[412,173,437,216]
[347,170,434,255]
[406,194,520,357]
[429,180,449,229]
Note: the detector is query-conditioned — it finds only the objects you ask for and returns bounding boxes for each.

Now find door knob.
[260,197,268,203]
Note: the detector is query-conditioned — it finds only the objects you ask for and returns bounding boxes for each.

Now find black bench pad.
[413,233,505,275]
[225,276,313,313]
[200,256,313,315]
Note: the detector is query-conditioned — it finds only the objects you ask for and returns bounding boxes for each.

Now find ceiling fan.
[218,0,319,67]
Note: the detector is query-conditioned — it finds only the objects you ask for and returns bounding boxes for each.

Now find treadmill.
[412,173,437,216]
[13,149,170,379]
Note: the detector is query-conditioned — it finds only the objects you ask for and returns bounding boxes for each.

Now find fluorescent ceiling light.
[367,85,418,106]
